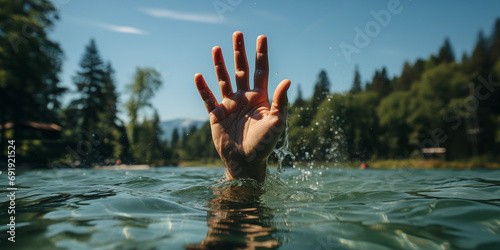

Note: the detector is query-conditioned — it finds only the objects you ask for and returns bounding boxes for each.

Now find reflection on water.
[186,181,280,249]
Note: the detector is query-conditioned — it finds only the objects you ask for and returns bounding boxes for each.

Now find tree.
[468,31,490,75]
[147,110,164,164]
[368,67,392,98]
[437,38,455,64]
[350,65,362,94]
[126,67,162,145]
[294,84,306,107]
[490,18,500,65]
[489,18,500,114]
[311,70,330,108]
[69,39,119,166]
[393,60,425,91]
[0,0,63,159]
[70,39,106,132]
[171,128,180,148]
[102,62,119,126]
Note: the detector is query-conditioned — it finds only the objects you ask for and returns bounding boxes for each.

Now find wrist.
[223,158,267,182]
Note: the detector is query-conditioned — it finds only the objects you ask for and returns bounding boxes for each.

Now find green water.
[1,167,500,249]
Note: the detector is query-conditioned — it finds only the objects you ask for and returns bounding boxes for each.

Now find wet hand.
[194,31,290,182]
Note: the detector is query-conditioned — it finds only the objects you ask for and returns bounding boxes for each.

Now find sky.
[49,0,500,122]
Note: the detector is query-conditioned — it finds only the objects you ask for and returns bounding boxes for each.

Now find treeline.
[184,18,500,164]
[0,1,171,167]
[285,18,500,163]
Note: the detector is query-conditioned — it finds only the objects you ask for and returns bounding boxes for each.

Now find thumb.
[270,79,291,118]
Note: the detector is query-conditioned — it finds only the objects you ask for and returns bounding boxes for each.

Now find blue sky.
[50,0,500,122]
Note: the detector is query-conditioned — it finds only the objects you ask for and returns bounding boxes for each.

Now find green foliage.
[393,60,425,91]
[126,67,162,145]
[0,0,65,163]
[130,111,166,164]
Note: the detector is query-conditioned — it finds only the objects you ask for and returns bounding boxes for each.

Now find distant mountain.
[159,118,207,141]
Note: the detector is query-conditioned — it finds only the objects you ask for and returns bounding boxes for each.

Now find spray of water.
[273,113,295,176]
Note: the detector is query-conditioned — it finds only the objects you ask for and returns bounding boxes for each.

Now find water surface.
[1,167,500,249]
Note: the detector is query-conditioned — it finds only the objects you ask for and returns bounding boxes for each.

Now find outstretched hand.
[194,31,290,182]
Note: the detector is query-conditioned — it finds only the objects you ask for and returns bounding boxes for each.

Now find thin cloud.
[251,9,286,22]
[142,8,220,23]
[97,22,147,35]
[68,17,148,35]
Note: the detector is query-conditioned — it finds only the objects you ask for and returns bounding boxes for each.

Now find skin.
[194,31,291,182]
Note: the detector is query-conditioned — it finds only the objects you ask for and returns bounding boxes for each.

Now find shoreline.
[40,160,500,170]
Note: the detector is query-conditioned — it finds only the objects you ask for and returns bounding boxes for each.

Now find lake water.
[1,167,500,249]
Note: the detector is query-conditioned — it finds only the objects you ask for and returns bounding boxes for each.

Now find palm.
[195,31,290,182]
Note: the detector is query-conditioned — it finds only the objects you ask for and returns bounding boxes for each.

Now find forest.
[1,1,499,168]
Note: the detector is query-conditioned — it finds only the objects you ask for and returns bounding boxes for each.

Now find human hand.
[194,31,291,182]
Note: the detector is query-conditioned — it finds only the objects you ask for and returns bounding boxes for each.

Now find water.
[1,167,500,249]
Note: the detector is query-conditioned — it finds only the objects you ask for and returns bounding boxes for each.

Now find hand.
[194,31,291,182]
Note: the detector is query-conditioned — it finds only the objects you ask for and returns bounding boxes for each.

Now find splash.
[273,113,295,176]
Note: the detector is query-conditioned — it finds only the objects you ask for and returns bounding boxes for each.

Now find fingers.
[194,73,218,113]
[233,31,250,91]
[270,79,291,118]
[212,46,233,98]
[254,35,269,91]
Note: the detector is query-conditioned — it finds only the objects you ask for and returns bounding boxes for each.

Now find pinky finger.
[194,73,218,113]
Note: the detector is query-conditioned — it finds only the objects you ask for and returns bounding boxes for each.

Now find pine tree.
[69,39,118,166]
[469,31,490,75]
[294,84,306,107]
[102,62,119,126]
[437,38,455,64]
[147,110,164,164]
[490,18,500,64]
[350,65,362,94]
[488,18,500,114]
[70,39,106,131]
[369,67,392,98]
[171,128,180,148]
[311,70,331,109]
